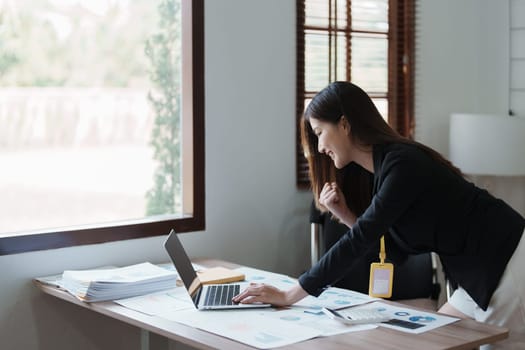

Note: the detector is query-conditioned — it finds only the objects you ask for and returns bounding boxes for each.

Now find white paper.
[354,301,459,334]
[62,262,176,284]
[60,262,178,302]
[249,306,376,337]
[234,266,295,289]
[295,287,378,310]
[34,273,65,288]
[114,268,381,348]
[115,288,194,316]
[162,308,323,349]
[156,262,205,273]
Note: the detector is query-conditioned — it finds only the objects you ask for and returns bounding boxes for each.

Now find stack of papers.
[61,262,177,302]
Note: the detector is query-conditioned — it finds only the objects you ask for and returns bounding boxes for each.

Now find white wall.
[1,1,522,349]
[510,0,525,116]
[183,0,311,275]
[415,0,509,153]
[416,0,524,216]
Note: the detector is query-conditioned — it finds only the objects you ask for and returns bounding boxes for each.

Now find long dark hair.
[301,81,461,215]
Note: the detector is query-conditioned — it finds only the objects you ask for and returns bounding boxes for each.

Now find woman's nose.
[317,141,325,154]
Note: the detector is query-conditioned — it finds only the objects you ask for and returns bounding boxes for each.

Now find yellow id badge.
[369,262,394,298]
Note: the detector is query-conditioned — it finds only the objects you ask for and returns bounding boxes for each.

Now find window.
[296,0,414,188]
[0,0,204,255]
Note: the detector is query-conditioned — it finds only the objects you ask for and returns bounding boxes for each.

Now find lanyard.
[369,235,394,298]
[379,236,386,264]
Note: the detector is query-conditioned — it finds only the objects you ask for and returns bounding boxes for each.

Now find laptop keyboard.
[203,284,240,306]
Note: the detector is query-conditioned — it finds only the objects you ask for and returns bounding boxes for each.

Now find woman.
[233,82,524,349]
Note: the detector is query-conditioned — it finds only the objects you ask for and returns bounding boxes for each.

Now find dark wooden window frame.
[296,0,414,189]
[0,0,205,256]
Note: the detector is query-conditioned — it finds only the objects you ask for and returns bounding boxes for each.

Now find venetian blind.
[296,0,414,188]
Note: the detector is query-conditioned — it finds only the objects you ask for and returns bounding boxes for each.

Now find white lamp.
[449,113,525,176]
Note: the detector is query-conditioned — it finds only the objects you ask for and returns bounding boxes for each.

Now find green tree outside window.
[145,0,182,215]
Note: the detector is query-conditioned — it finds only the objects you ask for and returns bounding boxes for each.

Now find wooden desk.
[34,259,508,350]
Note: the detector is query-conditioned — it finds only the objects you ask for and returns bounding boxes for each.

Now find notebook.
[164,229,271,310]
[197,266,245,285]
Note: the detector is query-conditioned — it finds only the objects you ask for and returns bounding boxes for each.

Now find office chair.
[310,200,441,310]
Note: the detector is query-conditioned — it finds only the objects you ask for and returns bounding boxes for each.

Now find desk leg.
[140,329,150,350]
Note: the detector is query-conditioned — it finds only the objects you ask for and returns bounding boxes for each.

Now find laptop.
[164,229,271,310]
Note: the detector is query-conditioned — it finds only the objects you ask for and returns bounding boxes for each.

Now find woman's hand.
[319,182,356,227]
[232,283,308,307]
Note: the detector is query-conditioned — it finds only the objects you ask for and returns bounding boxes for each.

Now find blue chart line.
[304,305,322,311]
[395,311,410,316]
[280,316,301,321]
[254,332,283,344]
[304,310,324,316]
[409,316,436,323]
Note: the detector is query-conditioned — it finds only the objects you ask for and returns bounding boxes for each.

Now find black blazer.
[300,143,524,310]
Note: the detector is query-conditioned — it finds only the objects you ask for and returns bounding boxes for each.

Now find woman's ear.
[340,116,351,134]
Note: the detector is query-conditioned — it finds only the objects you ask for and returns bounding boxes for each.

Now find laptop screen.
[164,229,202,306]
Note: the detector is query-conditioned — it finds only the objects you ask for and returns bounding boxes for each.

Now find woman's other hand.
[319,182,356,227]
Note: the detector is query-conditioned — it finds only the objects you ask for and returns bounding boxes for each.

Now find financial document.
[115,266,378,348]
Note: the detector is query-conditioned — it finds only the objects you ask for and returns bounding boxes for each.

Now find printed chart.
[115,265,458,348]
[341,301,459,334]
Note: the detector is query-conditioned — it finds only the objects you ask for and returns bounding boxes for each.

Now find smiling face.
[309,116,354,169]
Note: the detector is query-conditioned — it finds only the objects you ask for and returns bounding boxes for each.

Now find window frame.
[296,0,415,189]
[0,0,205,256]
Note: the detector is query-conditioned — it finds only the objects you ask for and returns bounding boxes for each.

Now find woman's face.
[309,116,353,169]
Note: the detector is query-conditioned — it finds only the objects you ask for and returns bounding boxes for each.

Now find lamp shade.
[449,113,525,176]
